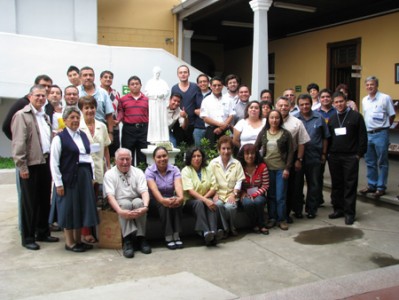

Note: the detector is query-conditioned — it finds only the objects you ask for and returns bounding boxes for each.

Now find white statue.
[145,66,170,144]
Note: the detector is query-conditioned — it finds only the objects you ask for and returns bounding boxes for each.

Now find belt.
[124,122,147,128]
[367,127,389,134]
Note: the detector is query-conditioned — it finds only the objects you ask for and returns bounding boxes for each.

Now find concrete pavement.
[1,158,399,299]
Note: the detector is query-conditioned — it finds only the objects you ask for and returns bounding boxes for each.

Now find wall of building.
[98,0,179,55]
[0,0,97,43]
[268,12,399,101]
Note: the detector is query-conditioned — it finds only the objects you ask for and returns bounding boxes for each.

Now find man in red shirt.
[117,76,149,166]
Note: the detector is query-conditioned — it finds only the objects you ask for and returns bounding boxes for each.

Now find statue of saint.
[145,66,170,144]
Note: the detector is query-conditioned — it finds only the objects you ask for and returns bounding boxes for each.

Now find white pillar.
[249,0,272,100]
[183,29,194,64]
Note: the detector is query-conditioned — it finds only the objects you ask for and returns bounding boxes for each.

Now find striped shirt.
[241,163,269,197]
[117,92,149,124]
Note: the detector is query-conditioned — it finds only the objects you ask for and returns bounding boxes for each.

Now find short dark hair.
[196,74,209,83]
[217,135,233,150]
[210,76,223,85]
[127,75,141,85]
[34,74,52,85]
[319,88,332,97]
[66,65,79,75]
[185,147,207,168]
[100,70,114,79]
[306,83,319,92]
[224,74,241,85]
[297,93,312,105]
[260,100,273,110]
[64,85,78,94]
[237,144,263,167]
[50,85,63,97]
[332,91,346,101]
[170,93,182,101]
[80,66,94,75]
[78,95,97,110]
[260,89,273,98]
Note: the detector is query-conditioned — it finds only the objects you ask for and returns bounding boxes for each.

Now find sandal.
[83,235,97,244]
[260,227,269,235]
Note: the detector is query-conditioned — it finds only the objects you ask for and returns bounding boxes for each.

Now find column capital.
[249,0,272,12]
[183,29,194,39]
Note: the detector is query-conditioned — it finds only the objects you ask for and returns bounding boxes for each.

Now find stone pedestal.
[141,145,181,166]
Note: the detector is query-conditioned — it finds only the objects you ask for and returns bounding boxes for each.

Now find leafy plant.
[174,138,218,169]
[0,157,14,169]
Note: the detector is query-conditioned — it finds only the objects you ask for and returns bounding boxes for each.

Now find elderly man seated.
[103,148,151,258]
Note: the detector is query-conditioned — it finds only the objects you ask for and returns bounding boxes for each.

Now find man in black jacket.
[327,91,367,225]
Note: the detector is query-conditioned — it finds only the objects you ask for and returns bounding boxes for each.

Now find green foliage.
[0,157,14,169]
[173,138,218,169]
[137,162,148,172]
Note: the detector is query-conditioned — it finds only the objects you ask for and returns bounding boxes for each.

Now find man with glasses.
[11,85,59,250]
[283,88,299,116]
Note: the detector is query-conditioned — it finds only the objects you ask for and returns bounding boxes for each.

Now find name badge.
[335,127,347,136]
[372,112,384,121]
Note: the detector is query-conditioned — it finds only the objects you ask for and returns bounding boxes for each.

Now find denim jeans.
[268,169,288,222]
[169,130,177,148]
[242,195,267,227]
[365,129,389,191]
[193,128,206,146]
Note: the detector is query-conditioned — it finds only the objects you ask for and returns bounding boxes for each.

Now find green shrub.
[0,157,14,169]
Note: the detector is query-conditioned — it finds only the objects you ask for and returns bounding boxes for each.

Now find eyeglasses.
[285,94,295,97]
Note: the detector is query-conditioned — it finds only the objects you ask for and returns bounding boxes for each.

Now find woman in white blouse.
[233,101,266,149]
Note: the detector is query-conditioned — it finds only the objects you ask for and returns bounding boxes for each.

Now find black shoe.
[77,243,93,250]
[65,244,85,252]
[345,215,355,225]
[138,237,152,254]
[294,212,303,219]
[24,242,40,250]
[286,216,294,224]
[359,187,376,194]
[175,240,184,249]
[307,213,316,219]
[328,211,344,219]
[166,241,177,250]
[36,236,59,243]
[123,240,134,258]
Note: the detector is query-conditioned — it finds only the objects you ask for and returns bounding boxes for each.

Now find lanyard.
[337,109,349,128]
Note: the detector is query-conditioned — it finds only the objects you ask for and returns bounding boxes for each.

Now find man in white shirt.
[167,93,188,147]
[200,76,235,144]
[222,74,240,105]
[103,148,152,259]
[360,76,395,198]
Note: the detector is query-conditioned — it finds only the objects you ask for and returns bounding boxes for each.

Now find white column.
[183,29,194,64]
[249,0,272,100]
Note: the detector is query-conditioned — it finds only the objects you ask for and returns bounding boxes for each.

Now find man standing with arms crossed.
[360,76,395,198]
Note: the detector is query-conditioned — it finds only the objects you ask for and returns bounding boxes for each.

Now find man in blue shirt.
[295,94,330,218]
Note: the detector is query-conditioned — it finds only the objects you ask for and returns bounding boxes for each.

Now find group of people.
[2,63,395,260]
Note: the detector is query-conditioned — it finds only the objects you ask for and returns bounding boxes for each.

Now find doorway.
[327,38,361,105]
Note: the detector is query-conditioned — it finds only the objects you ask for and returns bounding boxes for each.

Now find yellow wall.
[269,12,399,101]
[98,0,180,54]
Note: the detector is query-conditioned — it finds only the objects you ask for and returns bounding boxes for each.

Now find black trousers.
[204,126,229,146]
[121,123,148,166]
[286,153,304,216]
[20,160,52,245]
[328,153,359,217]
[173,123,194,146]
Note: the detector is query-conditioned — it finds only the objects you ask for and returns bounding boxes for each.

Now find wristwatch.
[297,157,303,162]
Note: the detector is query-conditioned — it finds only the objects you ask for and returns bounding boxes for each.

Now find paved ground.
[1,158,399,299]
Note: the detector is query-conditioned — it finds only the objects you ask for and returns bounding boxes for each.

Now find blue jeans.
[193,128,206,146]
[242,195,267,227]
[169,130,177,148]
[268,169,288,222]
[365,129,389,191]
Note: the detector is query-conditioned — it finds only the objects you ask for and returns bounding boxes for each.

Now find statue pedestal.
[141,145,181,166]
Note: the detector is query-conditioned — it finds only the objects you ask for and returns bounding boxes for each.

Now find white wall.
[0,32,202,157]
[0,0,97,43]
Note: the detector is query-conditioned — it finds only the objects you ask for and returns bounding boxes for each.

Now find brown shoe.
[373,190,385,198]
[278,221,289,231]
[359,187,376,194]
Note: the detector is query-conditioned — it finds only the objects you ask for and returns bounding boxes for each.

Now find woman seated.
[209,135,245,237]
[233,100,266,150]
[237,144,269,235]
[255,110,293,231]
[145,147,184,250]
[181,147,224,246]
[49,107,99,252]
